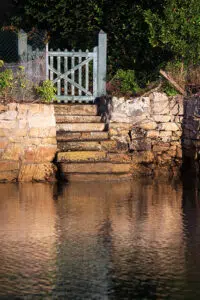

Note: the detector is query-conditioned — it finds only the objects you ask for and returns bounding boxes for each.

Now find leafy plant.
[36,80,56,102]
[0,65,13,99]
[11,65,34,100]
[144,0,200,65]
[163,82,178,96]
[110,69,140,96]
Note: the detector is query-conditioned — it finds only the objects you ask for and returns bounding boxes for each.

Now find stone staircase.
[55,104,132,181]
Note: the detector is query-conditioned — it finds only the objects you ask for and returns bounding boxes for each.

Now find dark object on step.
[95,95,113,125]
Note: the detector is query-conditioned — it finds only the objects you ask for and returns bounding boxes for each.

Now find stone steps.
[60,162,131,174]
[54,103,132,181]
[57,151,132,163]
[54,104,98,116]
[56,131,109,142]
[58,140,117,152]
[56,115,102,123]
[56,123,105,132]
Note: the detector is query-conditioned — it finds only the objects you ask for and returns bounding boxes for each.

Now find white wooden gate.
[46,31,107,103]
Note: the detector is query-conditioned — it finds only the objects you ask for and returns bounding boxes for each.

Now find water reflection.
[0,179,199,299]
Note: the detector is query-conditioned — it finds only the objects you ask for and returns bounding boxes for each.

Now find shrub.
[109,69,140,96]
[12,66,34,101]
[36,80,57,102]
[0,62,13,99]
[163,83,178,96]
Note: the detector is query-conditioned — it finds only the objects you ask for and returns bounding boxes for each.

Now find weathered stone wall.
[182,96,200,174]
[0,103,57,182]
[109,92,183,177]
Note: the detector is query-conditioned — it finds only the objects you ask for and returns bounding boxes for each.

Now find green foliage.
[0,63,56,102]
[36,80,56,102]
[144,0,200,65]
[163,83,178,96]
[6,0,200,88]
[0,60,4,68]
[12,66,34,100]
[0,67,13,97]
[110,69,140,96]
[10,0,167,86]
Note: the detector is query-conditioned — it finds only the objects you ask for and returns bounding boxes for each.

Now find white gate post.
[45,43,49,80]
[18,29,27,62]
[98,30,107,96]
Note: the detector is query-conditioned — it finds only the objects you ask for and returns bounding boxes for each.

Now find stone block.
[131,128,146,139]
[0,128,11,137]
[16,104,29,119]
[109,128,118,136]
[152,92,169,115]
[0,161,19,171]
[130,139,152,151]
[0,105,7,112]
[109,123,132,130]
[0,120,16,129]
[8,103,17,111]
[42,137,57,145]
[18,119,27,129]
[0,170,18,182]
[27,104,42,115]
[173,131,182,138]
[0,138,8,149]
[61,162,131,174]
[29,127,56,138]
[159,122,179,131]
[146,130,160,138]
[179,103,184,115]
[132,151,154,163]
[54,104,97,116]
[57,151,107,162]
[0,110,17,120]
[101,140,117,151]
[166,148,176,157]
[112,96,150,120]
[153,143,170,152]
[28,116,55,128]
[159,131,172,137]
[24,145,57,163]
[18,163,57,182]
[153,115,171,123]
[139,121,157,130]
[57,131,108,142]
[58,141,101,152]
[2,144,23,161]
[56,115,101,123]
[13,128,28,137]
[106,153,132,163]
[111,138,129,151]
[23,138,41,146]
[56,123,105,132]
[174,116,183,123]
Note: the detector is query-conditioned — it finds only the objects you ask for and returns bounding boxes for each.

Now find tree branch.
[160,69,186,96]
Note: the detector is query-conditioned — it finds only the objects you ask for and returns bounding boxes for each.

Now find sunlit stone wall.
[109,92,183,177]
[0,103,57,182]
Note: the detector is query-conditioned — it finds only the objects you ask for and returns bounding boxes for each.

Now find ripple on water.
[0,179,200,299]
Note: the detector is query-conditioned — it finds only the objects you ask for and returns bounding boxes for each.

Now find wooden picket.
[46,31,107,103]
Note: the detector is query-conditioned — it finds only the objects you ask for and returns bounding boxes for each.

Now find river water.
[0,178,200,299]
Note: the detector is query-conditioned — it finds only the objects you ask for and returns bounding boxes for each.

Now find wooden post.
[98,30,107,96]
[18,30,27,62]
[46,43,49,80]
